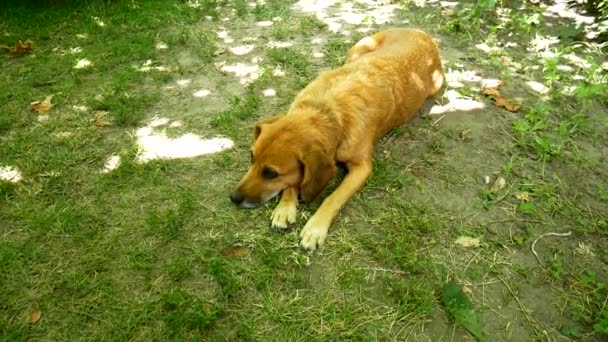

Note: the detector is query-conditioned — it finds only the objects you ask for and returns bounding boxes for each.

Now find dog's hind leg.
[271,186,298,229]
[299,159,372,251]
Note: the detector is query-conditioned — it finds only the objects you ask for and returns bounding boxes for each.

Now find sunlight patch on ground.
[186,0,204,9]
[176,79,192,87]
[445,69,482,88]
[440,1,458,7]
[480,78,501,89]
[540,0,602,39]
[54,131,73,139]
[136,60,175,72]
[55,46,83,55]
[262,88,276,97]
[193,89,211,97]
[475,42,501,54]
[230,45,256,55]
[101,155,121,174]
[156,41,168,50]
[216,61,260,84]
[293,0,399,35]
[74,58,93,69]
[256,20,273,27]
[357,27,373,33]
[526,80,550,95]
[557,64,574,72]
[149,117,170,127]
[267,40,293,48]
[217,29,235,44]
[563,53,592,69]
[135,118,234,162]
[529,34,560,51]
[312,52,324,58]
[0,166,23,183]
[429,89,485,115]
[272,66,285,77]
[73,105,89,112]
[92,16,106,27]
[542,0,595,25]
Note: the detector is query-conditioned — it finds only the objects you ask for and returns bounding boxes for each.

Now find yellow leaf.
[481,87,501,97]
[221,245,251,259]
[31,95,54,113]
[515,192,530,201]
[93,110,112,127]
[0,39,33,55]
[27,310,41,324]
[455,236,481,248]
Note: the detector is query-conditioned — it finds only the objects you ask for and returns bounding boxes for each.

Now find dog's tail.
[346,31,387,63]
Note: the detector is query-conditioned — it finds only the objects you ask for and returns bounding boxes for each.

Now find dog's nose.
[230,191,243,205]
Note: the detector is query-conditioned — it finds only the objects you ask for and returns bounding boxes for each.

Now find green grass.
[1,0,608,340]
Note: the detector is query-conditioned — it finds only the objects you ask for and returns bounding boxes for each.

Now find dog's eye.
[261,167,278,179]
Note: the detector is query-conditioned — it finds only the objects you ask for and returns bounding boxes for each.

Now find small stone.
[490,176,506,193]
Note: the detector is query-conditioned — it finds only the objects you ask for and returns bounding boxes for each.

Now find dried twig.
[531,231,573,265]
[358,267,408,275]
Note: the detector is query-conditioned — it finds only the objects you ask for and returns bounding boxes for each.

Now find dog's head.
[230,114,336,208]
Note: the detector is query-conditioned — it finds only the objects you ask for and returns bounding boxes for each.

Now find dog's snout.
[230,190,244,205]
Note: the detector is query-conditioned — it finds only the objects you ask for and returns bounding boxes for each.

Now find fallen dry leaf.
[93,110,112,127]
[455,236,481,248]
[494,97,520,112]
[221,245,251,259]
[490,176,506,193]
[202,303,214,313]
[504,103,521,112]
[30,95,54,113]
[481,87,501,97]
[0,40,33,55]
[442,8,456,17]
[27,309,41,324]
[515,192,530,201]
[493,96,508,107]
[481,84,521,112]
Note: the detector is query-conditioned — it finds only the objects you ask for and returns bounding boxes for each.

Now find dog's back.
[289,28,444,153]
[346,27,444,125]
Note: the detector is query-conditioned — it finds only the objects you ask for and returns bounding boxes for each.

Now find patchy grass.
[1,0,607,340]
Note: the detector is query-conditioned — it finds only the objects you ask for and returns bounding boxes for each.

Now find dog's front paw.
[271,203,297,229]
[299,217,330,251]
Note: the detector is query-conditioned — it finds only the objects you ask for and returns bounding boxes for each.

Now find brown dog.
[230,28,444,251]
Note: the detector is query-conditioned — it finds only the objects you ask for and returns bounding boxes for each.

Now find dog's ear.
[299,147,336,202]
[254,114,283,141]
